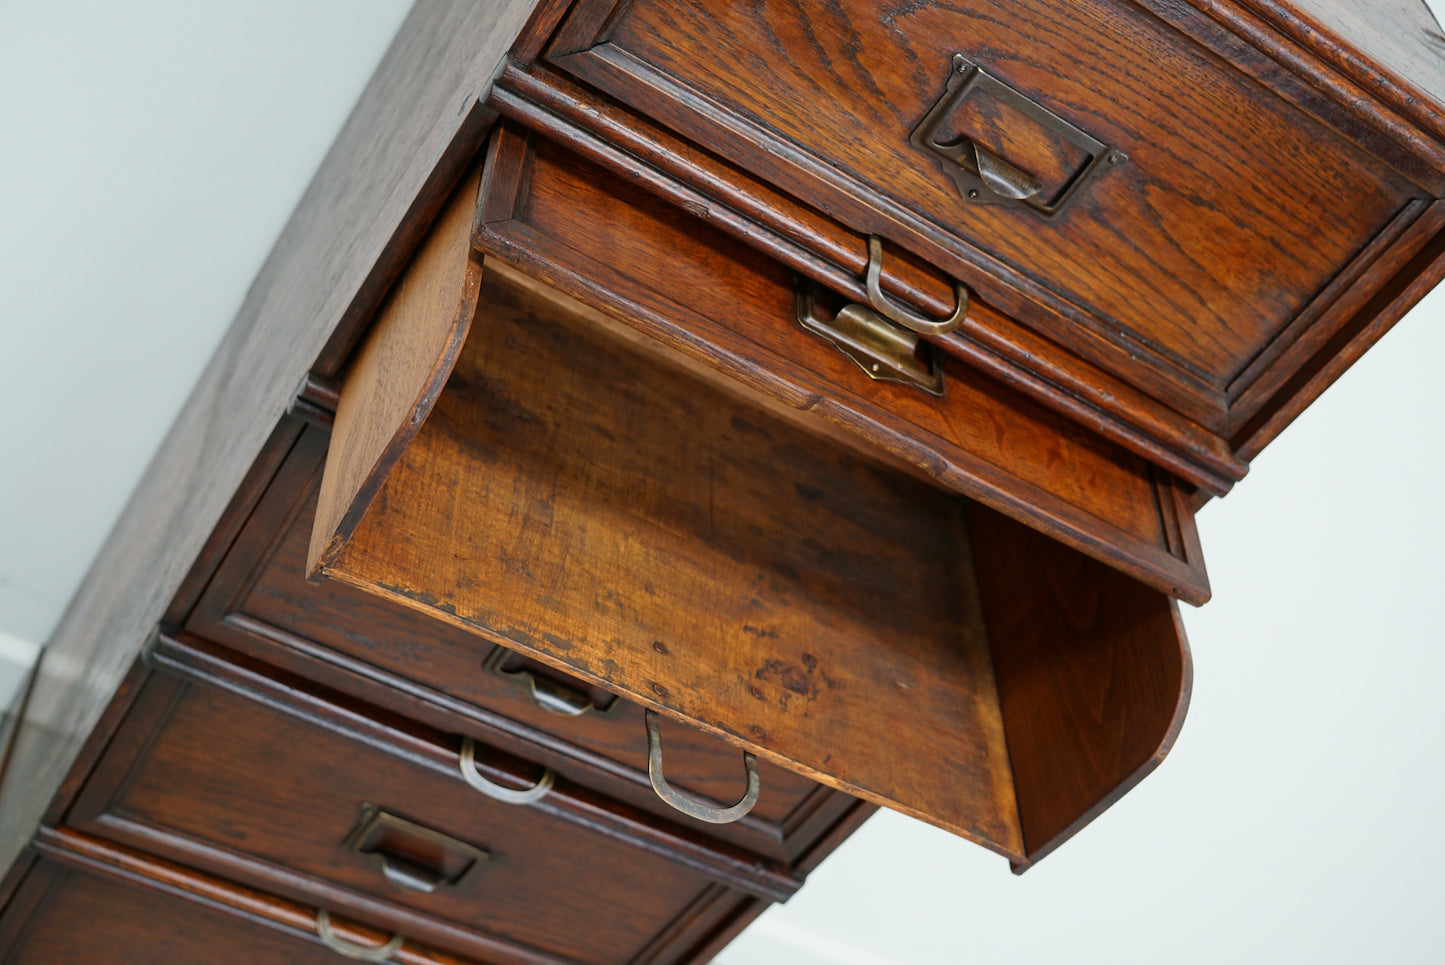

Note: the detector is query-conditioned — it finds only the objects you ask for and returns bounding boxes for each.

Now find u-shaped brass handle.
[864,235,968,336]
[315,910,403,962]
[644,709,760,824]
[459,736,555,805]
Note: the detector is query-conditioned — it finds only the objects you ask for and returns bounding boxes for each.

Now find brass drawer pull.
[644,709,759,824]
[483,647,622,718]
[459,736,555,804]
[796,276,944,396]
[863,236,968,336]
[315,909,403,962]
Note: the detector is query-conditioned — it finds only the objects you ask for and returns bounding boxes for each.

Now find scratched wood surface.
[315,254,1197,862]
[194,425,840,864]
[321,265,1026,857]
[1256,0,1445,132]
[547,0,1417,402]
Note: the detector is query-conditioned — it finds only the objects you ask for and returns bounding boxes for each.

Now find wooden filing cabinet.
[4,0,1445,959]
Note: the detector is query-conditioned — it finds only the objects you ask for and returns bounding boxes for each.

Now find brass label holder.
[343,804,493,893]
[911,54,1126,218]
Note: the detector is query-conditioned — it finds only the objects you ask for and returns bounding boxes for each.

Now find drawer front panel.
[546,0,1415,394]
[3,835,471,965]
[4,869,344,964]
[186,424,832,859]
[69,660,734,964]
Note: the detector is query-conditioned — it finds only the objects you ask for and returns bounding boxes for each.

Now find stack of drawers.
[4,0,1445,959]
[0,399,871,961]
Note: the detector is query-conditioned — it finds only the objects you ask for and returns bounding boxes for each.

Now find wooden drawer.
[537,0,1440,442]
[67,636,797,964]
[2,831,472,964]
[308,151,1194,868]
[184,421,857,864]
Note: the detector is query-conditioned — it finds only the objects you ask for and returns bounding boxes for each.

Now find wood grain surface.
[11,830,476,965]
[311,163,485,575]
[323,264,1026,857]
[0,0,541,876]
[471,128,1209,599]
[315,240,1197,863]
[970,508,1192,868]
[1213,0,1445,151]
[192,424,844,864]
[66,650,759,963]
[549,0,1414,395]
[488,63,1247,491]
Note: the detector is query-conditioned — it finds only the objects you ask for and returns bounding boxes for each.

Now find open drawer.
[307,137,1192,869]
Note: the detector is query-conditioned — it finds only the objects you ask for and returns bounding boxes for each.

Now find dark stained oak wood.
[487,63,1248,494]
[7,1,1441,958]
[546,0,1419,400]
[6,830,479,964]
[310,176,1197,863]
[1268,0,1445,128]
[66,636,787,964]
[1231,206,1445,458]
[320,266,1025,857]
[0,0,544,877]
[1181,0,1445,173]
[970,509,1191,869]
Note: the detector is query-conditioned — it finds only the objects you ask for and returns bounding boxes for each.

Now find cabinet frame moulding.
[486,63,1247,497]
[535,0,1445,478]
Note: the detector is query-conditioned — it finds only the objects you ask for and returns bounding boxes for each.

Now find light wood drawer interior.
[307,158,1193,868]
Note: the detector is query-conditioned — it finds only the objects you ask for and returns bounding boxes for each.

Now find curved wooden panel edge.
[1010,620,1191,873]
[967,506,1194,871]
[309,163,486,577]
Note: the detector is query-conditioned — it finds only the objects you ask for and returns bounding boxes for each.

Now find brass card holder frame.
[342,804,494,894]
[911,54,1126,218]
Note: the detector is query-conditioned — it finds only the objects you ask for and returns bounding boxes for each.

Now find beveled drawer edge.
[55,816,572,965]
[488,61,1246,493]
[216,607,825,854]
[473,140,1212,602]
